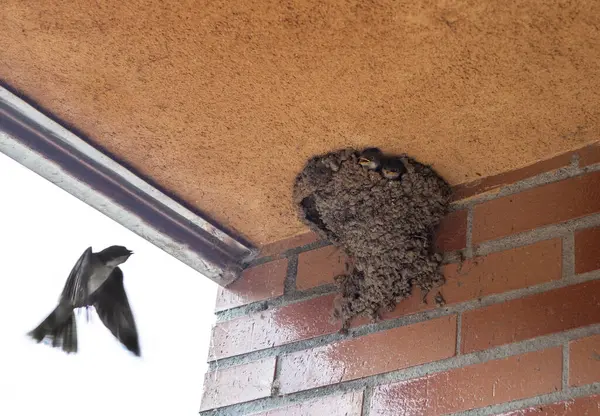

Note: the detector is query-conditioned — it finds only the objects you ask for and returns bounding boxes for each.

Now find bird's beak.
[358,158,370,165]
[128,250,134,256]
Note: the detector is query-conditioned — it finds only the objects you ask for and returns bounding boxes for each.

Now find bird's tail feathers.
[28,305,78,354]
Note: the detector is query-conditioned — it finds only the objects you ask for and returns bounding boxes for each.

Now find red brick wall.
[200,143,600,415]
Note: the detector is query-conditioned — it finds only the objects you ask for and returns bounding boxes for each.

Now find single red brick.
[498,395,600,415]
[252,391,364,416]
[472,171,600,244]
[578,142,600,167]
[575,227,600,274]
[259,232,320,257]
[278,315,457,394]
[442,239,562,304]
[370,348,562,416]
[200,358,276,411]
[569,334,600,387]
[210,294,338,359]
[461,280,600,354]
[296,245,348,290]
[435,210,468,252]
[453,152,573,202]
[215,258,288,312]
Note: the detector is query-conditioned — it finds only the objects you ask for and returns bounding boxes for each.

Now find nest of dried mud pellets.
[293,148,452,331]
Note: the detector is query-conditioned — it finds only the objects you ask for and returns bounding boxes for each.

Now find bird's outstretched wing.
[60,247,93,305]
[92,268,141,356]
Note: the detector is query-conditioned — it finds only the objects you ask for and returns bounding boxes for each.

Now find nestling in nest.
[293,147,452,331]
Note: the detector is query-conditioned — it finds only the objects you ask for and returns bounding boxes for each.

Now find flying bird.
[358,148,383,171]
[27,245,140,356]
[381,157,407,180]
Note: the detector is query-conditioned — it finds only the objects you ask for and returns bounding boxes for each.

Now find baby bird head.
[381,157,407,180]
[358,148,383,171]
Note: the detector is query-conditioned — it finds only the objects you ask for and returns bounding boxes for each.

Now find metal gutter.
[0,86,256,286]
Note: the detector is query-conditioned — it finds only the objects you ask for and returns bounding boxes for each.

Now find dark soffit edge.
[0,86,257,286]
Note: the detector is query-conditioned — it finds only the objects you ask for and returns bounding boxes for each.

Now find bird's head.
[100,245,134,267]
[381,157,407,180]
[358,148,383,170]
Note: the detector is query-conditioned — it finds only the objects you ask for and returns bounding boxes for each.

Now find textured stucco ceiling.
[2,0,600,246]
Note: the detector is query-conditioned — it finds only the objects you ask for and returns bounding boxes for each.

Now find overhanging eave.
[0,86,256,286]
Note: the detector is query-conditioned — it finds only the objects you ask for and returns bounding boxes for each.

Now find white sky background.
[0,151,217,415]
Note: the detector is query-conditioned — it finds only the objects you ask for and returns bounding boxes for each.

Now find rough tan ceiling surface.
[2,1,600,246]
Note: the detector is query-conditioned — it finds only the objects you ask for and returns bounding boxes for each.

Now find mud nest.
[293,148,452,331]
